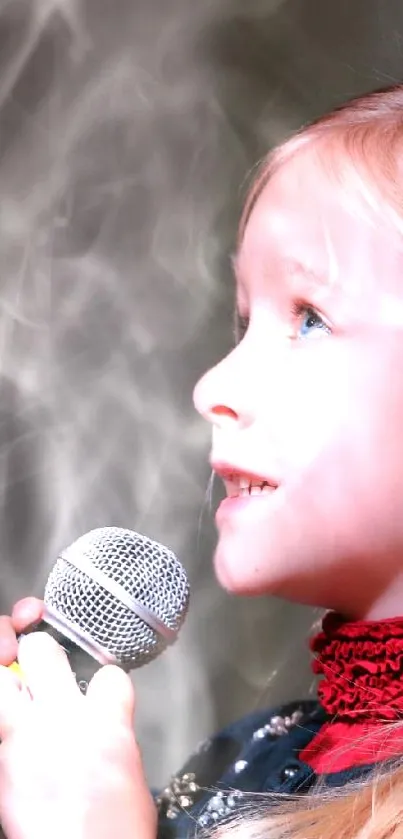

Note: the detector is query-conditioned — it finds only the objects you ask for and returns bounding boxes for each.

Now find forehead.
[236,146,403,304]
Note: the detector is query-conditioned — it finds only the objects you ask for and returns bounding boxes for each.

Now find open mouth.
[214,467,277,498]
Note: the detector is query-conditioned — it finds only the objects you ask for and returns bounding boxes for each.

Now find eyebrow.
[283,259,332,289]
[232,253,332,292]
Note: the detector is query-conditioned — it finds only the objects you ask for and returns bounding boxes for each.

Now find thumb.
[86,665,135,727]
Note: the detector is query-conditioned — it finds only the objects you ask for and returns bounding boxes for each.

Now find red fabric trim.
[300,720,403,773]
[311,612,403,721]
[300,613,403,772]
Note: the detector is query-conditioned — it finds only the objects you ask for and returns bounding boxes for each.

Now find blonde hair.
[219,84,403,839]
[239,84,403,243]
[214,761,403,839]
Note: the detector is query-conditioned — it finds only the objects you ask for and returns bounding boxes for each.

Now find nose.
[193,348,252,430]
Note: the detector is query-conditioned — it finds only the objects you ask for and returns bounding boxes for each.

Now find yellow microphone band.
[9,661,24,679]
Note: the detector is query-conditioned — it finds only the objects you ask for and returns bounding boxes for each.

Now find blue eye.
[294,303,330,338]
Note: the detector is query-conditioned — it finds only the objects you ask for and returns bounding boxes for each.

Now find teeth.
[224,473,276,499]
[248,485,270,496]
[230,476,274,497]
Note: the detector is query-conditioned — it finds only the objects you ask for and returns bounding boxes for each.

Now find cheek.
[272,343,403,478]
[265,349,351,472]
[291,362,403,532]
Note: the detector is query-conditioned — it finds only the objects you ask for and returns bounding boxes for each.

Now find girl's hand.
[0,599,44,665]
[0,632,157,839]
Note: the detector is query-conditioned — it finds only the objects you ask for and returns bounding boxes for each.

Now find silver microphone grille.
[44,527,190,668]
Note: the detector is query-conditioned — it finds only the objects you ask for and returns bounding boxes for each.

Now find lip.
[211,460,278,488]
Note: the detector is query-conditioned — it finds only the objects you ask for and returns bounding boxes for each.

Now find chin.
[213,543,277,596]
[212,541,334,605]
[213,547,252,594]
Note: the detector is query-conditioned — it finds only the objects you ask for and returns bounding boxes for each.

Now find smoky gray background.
[0,0,401,786]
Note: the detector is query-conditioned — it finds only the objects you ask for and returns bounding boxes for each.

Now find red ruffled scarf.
[299,612,403,773]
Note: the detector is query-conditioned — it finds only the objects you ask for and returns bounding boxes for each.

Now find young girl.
[2,83,403,839]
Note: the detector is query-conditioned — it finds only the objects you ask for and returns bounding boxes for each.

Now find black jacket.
[157,699,377,839]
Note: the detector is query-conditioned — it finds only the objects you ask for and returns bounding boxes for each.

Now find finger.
[0,616,20,665]
[86,665,135,727]
[0,666,27,738]
[11,597,44,634]
[17,632,81,705]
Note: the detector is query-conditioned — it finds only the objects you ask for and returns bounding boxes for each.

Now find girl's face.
[193,146,403,620]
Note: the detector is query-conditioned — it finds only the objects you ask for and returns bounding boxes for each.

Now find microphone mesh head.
[44,527,190,668]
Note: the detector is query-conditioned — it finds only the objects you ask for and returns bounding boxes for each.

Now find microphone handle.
[11,620,103,694]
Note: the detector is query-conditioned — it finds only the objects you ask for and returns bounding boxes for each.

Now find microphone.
[10,526,190,692]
